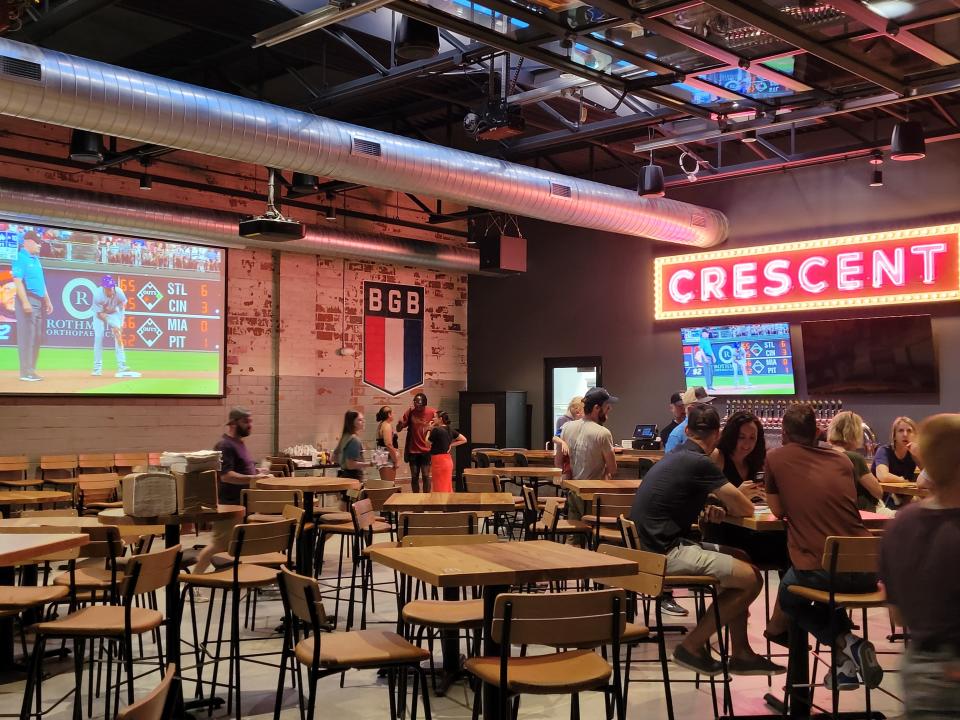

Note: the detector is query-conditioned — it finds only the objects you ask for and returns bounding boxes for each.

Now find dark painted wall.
[469,139,960,446]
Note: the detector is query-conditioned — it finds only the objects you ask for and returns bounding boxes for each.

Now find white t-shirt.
[560,418,614,479]
[92,286,127,316]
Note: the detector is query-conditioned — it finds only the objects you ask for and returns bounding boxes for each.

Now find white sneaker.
[91,369,102,376]
[115,369,142,378]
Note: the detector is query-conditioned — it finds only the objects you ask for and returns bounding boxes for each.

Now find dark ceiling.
[4,0,960,190]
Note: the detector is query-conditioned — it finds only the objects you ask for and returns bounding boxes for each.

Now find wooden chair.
[364,478,396,490]
[0,455,40,488]
[76,473,123,515]
[116,664,177,720]
[113,453,150,476]
[464,588,627,720]
[78,453,115,475]
[147,453,163,471]
[241,489,303,522]
[784,536,885,718]
[51,525,125,604]
[400,534,496,692]
[464,473,519,536]
[618,515,641,549]
[274,566,432,720]
[181,520,296,720]
[39,454,78,487]
[266,456,297,477]
[583,494,635,548]
[594,544,674,717]
[398,511,478,539]
[525,492,590,544]
[21,545,182,720]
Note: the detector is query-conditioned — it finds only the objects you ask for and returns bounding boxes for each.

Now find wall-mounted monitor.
[802,315,937,395]
[681,322,795,396]
[0,221,225,396]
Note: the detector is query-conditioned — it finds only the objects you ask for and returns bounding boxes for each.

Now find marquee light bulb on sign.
[653,224,960,320]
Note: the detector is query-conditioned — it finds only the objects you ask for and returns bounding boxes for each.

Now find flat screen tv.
[801,315,937,395]
[680,322,795,396]
[0,221,226,396]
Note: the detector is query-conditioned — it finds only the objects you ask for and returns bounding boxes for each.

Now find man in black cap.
[557,387,618,524]
[630,403,784,677]
[662,392,686,443]
[664,386,714,452]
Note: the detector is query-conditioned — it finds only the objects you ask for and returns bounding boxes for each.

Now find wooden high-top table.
[255,476,361,576]
[880,481,928,498]
[0,531,88,666]
[99,505,243,716]
[369,539,637,717]
[561,479,641,501]
[0,490,72,517]
[724,508,892,532]
[0,515,164,539]
[383,492,516,513]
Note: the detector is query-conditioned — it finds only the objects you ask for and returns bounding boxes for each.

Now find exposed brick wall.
[0,246,468,467]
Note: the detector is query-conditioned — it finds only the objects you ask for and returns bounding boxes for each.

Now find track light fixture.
[290,172,319,194]
[870,169,883,187]
[138,158,152,191]
[325,192,337,222]
[69,129,105,163]
[891,120,925,161]
[869,149,884,165]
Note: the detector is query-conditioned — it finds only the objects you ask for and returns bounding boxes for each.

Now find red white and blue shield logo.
[363,281,424,396]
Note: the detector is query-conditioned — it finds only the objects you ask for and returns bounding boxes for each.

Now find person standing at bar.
[664,386,714,452]
[375,406,400,484]
[558,387,618,523]
[661,392,686,442]
[397,392,436,492]
[426,411,467,492]
[11,231,52,382]
[881,413,960,718]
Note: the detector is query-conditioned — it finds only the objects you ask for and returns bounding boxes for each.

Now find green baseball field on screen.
[685,374,796,395]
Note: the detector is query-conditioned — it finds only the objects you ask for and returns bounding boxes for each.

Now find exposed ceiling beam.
[702,0,908,95]
[633,75,960,152]
[827,0,960,67]
[252,0,393,48]
[14,0,119,42]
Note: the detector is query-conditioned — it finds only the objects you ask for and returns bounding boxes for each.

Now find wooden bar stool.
[113,454,150,477]
[583,494,634,549]
[116,664,177,720]
[240,489,303,522]
[77,454,115,475]
[0,456,40,489]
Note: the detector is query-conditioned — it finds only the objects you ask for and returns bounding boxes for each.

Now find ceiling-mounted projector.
[239,168,306,241]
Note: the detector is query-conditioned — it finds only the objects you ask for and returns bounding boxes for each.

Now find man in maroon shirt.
[765,403,882,691]
[396,392,436,492]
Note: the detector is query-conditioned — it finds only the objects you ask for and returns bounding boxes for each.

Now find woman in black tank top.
[375,405,400,483]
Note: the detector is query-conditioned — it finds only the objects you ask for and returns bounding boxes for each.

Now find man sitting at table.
[630,402,784,676]
[764,403,883,691]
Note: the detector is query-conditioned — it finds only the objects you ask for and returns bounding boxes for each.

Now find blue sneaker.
[846,636,883,689]
[824,658,860,691]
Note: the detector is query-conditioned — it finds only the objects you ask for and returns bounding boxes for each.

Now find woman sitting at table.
[333,410,373,481]
[425,411,467,493]
[827,411,887,513]
[873,416,920,483]
[706,411,787,567]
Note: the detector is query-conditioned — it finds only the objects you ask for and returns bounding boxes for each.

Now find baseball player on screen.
[92,275,141,378]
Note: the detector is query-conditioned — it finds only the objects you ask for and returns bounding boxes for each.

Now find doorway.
[544,356,602,442]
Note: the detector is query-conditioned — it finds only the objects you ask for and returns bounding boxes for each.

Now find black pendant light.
[69,130,105,163]
[395,16,440,61]
[869,169,883,187]
[290,172,319,194]
[890,120,925,161]
[639,164,665,198]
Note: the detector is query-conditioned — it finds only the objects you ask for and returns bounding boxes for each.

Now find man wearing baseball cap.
[12,231,52,381]
[557,387,618,527]
[630,403,784,677]
[91,275,141,378]
[662,392,686,443]
[664,386,714,453]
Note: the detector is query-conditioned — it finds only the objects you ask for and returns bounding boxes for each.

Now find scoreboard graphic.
[0,222,225,396]
[680,322,795,396]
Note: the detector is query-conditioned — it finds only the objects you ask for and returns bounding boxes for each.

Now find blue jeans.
[778,567,877,646]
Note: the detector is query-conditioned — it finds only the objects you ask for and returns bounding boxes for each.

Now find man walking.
[92,275,141,378]
[12,231,51,382]
[397,392,436,492]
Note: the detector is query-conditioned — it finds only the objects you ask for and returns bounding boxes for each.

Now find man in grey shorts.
[630,402,784,677]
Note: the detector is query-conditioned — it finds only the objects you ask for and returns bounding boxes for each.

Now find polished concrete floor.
[1,530,906,719]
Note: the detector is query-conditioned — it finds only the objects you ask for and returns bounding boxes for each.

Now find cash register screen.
[633,424,657,439]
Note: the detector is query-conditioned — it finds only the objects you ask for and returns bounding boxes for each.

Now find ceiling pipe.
[0,179,479,272]
[0,38,727,247]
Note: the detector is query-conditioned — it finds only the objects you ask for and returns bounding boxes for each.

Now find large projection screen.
[0,222,225,396]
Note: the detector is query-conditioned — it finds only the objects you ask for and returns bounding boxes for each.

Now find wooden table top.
[473,449,663,467]
[0,490,72,505]
[561,479,642,500]
[0,516,164,539]
[256,477,361,493]
[462,467,561,478]
[383,492,517,513]
[880,482,928,497]
[725,509,893,532]
[98,505,244,526]
[0,533,88,566]
[368,539,638,588]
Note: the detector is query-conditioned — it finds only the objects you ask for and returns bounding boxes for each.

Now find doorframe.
[543,356,603,442]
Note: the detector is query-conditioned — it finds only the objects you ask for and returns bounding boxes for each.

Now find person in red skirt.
[426,411,468,493]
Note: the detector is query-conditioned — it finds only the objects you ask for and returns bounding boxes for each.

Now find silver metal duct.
[0,179,480,272]
[0,39,727,248]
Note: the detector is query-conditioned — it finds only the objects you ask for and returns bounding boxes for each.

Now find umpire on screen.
[12,230,51,382]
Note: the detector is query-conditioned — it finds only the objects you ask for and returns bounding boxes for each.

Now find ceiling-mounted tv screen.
[801,315,938,395]
[680,322,795,396]
[0,221,225,396]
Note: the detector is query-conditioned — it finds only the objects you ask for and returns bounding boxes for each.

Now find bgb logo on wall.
[363,281,424,396]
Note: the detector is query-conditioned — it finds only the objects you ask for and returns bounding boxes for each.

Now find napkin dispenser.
[123,472,179,517]
[172,469,219,513]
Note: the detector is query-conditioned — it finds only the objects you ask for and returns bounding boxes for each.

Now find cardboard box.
[172,469,219,513]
